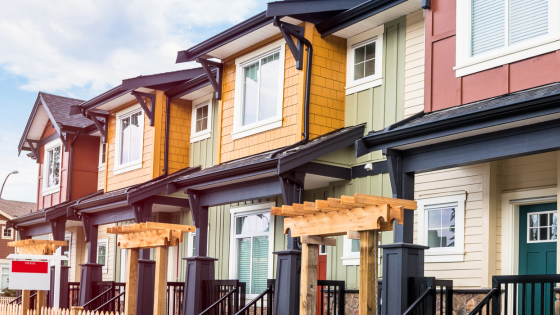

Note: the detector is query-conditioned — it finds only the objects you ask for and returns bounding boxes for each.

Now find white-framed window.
[42,138,63,196]
[417,193,466,263]
[229,202,275,297]
[232,40,286,140]
[97,240,108,273]
[527,211,557,243]
[186,227,209,256]
[345,25,384,95]
[341,238,360,265]
[1,266,8,290]
[98,139,106,170]
[63,234,71,266]
[319,245,327,255]
[455,0,560,77]
[190,94,214,143]
[1,226,12,240]
[113,104,144,175]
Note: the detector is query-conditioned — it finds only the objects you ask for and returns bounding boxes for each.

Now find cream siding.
[404,10,425,118]
[97,224,117,281]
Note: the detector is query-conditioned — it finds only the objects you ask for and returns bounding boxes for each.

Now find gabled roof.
[18,92,92,155]
[0,199,36,220]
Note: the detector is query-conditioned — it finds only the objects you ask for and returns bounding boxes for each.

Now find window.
[417,193,467,263]
[455,0,560,77]
[319,245,327,255]
[229,202,275,297]
[345,25,384,95]
[527,211,557,243]
[42,138,62,196]
[1,267,8,290]
[114,105,144,175]
[2,226,12,240]
[342,238,360,265]
[99,139,106,169]
[190,94,214,143]
[63,237,71,266]
[232,40,286,140]
[97,241,108,272]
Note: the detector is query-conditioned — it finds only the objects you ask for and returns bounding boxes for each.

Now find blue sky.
[0,0,268,202]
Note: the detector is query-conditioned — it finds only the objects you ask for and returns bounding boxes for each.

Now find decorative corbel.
[273,17,305,70]
[81,214,93,242]
[60,132,69,152]
[26,140,40,163]
[50,217,67,241]
[131,91,156,126]
[196,58,223,100]
[383,149,402,199]
[186,190,200,226]
[88,112,108,144]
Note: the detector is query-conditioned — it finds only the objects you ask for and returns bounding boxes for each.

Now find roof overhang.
[165,70,216,101]
[266,0,365,24]
[316,0,422,38]
[176,12,302,63]
[121,68,206,91]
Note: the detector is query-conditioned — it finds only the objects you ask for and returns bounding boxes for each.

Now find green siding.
[189,99,219,170]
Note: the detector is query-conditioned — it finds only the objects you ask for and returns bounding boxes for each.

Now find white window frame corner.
[1,226,13,240]
[113,104,145,175]
[455,0,560,78]
[417,193,467,263]
[98,139,106,171]
[42,138,63,196]
[190,94,214,143]
[341,237,360,266]
[228,202,276,298]
[97,239,109,273]
[345,24,384,95]
[231,39,287,141]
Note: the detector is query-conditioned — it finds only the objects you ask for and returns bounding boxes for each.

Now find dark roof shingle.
[0,199,36,218]
[39,92,93,128]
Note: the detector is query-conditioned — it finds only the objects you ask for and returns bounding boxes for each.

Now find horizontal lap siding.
[414,164,485,289]
[501,152,557,191]
[404,10,425,118]
[97,224,117,281]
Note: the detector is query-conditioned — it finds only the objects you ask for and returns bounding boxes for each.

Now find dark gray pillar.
[182,205,216,315]
[136,202,155,315]
[78,215,103,306]
[49,266,70,308]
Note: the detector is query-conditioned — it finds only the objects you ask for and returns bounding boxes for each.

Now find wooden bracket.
[131,91,156,126]
[186,190,200,226]
[196,58,223,100]
[60,132,69,152]
[81,214,93,242]
[273,17,305,70]
[88,111,108,143]
[26,140,40,163]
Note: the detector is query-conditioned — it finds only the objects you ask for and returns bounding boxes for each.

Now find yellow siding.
[68,226,86,282]
[404,10,425,118]
[157,97,192,175]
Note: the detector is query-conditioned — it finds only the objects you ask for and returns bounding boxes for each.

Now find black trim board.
[89,207,136,226]
[25,223,52,237]
[198,177,281,207]
[291,162,351,180]
[266,0,363,17]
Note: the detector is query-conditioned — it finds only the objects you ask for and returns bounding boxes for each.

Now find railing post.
[491,277,500,315]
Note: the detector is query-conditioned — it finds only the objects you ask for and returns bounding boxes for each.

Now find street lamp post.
[0,170,19,199]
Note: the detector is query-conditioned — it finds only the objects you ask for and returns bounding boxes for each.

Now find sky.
[0,0,268,203]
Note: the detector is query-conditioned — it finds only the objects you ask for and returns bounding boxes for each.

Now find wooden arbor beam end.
[300,235,336,246]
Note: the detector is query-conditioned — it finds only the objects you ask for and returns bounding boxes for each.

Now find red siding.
[425,0,560,112]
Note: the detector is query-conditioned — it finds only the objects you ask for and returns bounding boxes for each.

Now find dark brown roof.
[0,199,36,218]
[39,92,93,128]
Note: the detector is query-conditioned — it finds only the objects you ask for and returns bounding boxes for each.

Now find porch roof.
[357,82,560,173]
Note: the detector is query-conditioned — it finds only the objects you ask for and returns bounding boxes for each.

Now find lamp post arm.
[0,173,13,200]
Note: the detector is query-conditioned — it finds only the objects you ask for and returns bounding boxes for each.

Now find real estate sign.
[9,260,51,290]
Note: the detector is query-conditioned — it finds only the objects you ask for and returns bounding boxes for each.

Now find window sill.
[424,250,464,263]
[345,76,383,95]
[1,236,13,240]
[232,117,282,140]
[341,255,360,266]
[190,131,212,143]
[42,186,61,197]
[455,36,560,77]
[113,161,143,175]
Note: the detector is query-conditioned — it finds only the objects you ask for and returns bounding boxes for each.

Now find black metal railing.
[8,295,21,305]
[317,280,345,315]
[167,282,185,315]
[469,274,560,315]
[236,279,275,315]
[82,281,126,312]
[403,277,453,315]
[69,282,80,307]
[199,280,246,315]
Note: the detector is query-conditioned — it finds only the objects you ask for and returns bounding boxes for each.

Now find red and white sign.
[9,260,50,290]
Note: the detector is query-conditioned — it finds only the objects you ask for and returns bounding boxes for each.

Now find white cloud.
[0,0,263,98]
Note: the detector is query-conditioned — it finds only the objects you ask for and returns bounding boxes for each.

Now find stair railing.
[317,280,345,315]
[236,279,274,315]
[199,287,238,315]
[403,277,453,315]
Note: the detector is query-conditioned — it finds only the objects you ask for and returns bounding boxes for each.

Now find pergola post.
[124,248,139,315]
[359,231,379,315]
[300,243,318,315]
[21,290,30,315]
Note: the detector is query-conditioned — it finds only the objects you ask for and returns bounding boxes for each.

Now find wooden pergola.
[106,222,195,315]
[8,239,67,314]
[272,193,417,315]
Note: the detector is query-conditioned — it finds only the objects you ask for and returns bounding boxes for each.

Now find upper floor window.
[190,94,213,143]
[2,226,13,240]
[99,139,106,170]
[232,40,286,140]
[114,104,144,175]
[42,138,62,196]
[455,0,560,77]
[345,25,384,95]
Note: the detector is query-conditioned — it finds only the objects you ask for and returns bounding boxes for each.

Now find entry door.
[518,203,557,313]
[317,245,327,313]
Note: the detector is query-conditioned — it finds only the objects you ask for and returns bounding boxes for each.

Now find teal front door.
[518,203,557,314]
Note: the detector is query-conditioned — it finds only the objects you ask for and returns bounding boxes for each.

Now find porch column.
[78,215,103,306]
[136,202,155,315]
[49,218,69,308]
[183,204,217,315]
[273,172,305,315]
[383,151,427,314]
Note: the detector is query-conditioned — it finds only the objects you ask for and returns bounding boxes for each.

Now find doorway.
[518,203,557,313]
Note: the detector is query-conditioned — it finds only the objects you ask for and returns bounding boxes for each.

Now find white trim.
[97,239,109,273]
[341,237,360,266]
[1,226,13,240]
[232,40,286,140]
[190,94,214,143]
[42,138,63,196]
[526,210,557,243]
[345,25,384,95]
[113,104,144,175]
[229,202,275,299]
[455,0,560,77]
[98,139,106,170]
[417,193,467,263]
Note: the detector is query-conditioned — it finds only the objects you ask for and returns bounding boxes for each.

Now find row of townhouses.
[7,0,560,314]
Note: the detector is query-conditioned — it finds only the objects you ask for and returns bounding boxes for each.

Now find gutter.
[66,132,80,201]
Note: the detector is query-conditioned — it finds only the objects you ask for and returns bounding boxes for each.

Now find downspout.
[163,97,171,175]
[270,22,313,159]
[66,132,80,201]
